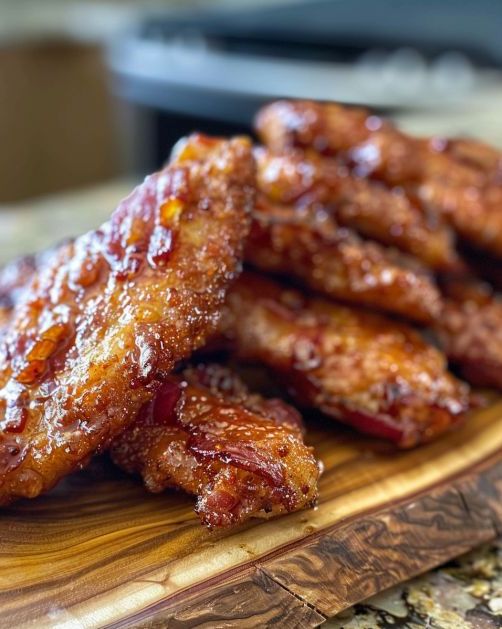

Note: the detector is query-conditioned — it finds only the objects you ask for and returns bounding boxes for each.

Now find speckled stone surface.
[2,181,502,629]
[329,541,502,628]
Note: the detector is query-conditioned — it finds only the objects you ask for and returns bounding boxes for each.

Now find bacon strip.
[218,272,470,448]
[111,364,320,528]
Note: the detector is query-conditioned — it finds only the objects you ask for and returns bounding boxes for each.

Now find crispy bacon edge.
[110,364,320,528]
[217,272,471,448]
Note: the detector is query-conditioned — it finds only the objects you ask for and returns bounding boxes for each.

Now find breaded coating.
[255,147,458,270]
[255,100,484,187]
[438,137,502,182]
[419,180,502,257]
[0,134,255,504]
[247,198,442,324]
[256,100,502,257]
[111,364,320,528]
[436,277,502,390]
[219,272,470,448]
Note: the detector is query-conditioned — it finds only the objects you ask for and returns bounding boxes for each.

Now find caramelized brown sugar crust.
[247,198,442,324]
[418,180,502,257]
[219,272,470,448]
[111,364,320,528]
[0,134,255,504]
[254,147,458,271]
[437,137,502,183]
[255,100,485,187]
[436,277,502,391]
[256,100,502,257]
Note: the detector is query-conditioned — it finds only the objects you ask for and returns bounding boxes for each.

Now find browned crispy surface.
[111,363,319,528]
[419,180,502,257]
[255,100,485,187]
[256,100,388,166]
[255,147,458,270]
[436,278,502,390]
[256,100,502,257]
[219,272,470,448]
[0,134,255,504]
[422,133,502,258]
[247,198,442,324]
[439,137,502,182]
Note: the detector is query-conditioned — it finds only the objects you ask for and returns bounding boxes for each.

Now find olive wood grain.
[1,399,502,628]
[261,456,502,616]
[113,568,325,629]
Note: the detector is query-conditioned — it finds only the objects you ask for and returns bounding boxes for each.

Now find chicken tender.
[255,100,484,187]
[111,363,320,528]
[0,134,254,504]
[437,137,502,182]
[437,277,502,391]
[255,147,458,270]
[256,100,502,257]
[219,272,470,448]
[247,198,442,324]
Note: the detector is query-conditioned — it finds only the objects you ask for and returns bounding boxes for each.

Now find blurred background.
[1,0,502,256]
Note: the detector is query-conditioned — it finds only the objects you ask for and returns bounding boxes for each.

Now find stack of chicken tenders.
[0,101,500,528]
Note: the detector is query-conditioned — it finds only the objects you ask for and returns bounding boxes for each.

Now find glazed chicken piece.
[256,100,502,257]
[255,101,494,186]
[436,137,502,182]
[436,277,502,391]
[247,198,442,324]
[0,134,255,504]
[111,364,320,528]
[256,100,484,187]
[218,272,470,448]
[255,147,459,270]
[418,180,502,257]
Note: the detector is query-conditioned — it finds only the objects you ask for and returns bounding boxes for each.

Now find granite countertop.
[2,180,502,629]
[328,541,502,629]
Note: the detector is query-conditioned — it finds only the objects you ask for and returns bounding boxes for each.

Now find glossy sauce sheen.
[254,147,459,271]
[437,278,502,391]
[255,100,502,258]
[219,272,470,448]
[0,134,255,503]
[111,364,319,528]
[248,197,442,324]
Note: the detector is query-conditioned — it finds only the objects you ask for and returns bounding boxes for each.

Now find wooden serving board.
[2,398,502,628]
